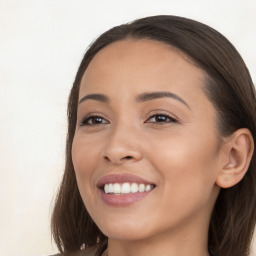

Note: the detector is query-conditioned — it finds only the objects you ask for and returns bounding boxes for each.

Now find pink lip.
[97,174,156,207]
[99,190,153,207]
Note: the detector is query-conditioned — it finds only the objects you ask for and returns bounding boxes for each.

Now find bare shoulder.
[50,246,99,256]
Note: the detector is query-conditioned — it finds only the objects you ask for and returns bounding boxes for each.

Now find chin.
[103,229,148,241]
[96,218,152,241]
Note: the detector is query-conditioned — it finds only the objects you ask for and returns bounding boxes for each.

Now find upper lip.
[97,173,155,189]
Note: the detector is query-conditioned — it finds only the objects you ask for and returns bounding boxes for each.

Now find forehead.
[83,39,200,81]
[80,39,207,102]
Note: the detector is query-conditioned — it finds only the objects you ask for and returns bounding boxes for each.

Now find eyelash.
[80,113,177,127]
[145,114,178,124]
[80,115,109,126]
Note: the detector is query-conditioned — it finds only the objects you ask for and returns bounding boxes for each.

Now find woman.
[51,15,256,256]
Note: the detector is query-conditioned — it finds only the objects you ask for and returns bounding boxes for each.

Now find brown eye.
[146,114,177,123]
[80,116,109,126]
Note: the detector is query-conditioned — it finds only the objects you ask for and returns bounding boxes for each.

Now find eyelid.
[145,114,178,123]
[145,110,180,123]
[79,113,110,126]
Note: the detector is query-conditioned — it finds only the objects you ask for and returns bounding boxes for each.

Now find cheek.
[148,129,220,201]
[71,134,101,202]
[72,134,110,224]
[150,136,220,227]
[72,133,101,174]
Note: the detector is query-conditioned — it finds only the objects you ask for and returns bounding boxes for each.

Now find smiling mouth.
[102,182,156,194]
[97,174,156,206]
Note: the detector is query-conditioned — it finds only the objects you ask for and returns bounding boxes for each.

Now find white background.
[0,1,255,255]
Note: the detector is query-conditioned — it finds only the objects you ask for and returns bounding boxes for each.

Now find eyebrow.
[79,91,190,109]
[136,91,190,109]
[79,94,109,104]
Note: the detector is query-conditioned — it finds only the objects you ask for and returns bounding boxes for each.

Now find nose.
[103,125,143,165]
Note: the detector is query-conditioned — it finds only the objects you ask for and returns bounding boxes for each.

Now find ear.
[216,128,254,188]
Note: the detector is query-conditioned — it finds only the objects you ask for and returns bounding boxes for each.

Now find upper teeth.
[104,182,154,194]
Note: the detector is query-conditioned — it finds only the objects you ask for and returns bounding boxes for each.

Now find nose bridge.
[103,119,142,163]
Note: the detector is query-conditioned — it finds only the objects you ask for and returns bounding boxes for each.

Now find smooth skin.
[72,39,253,256]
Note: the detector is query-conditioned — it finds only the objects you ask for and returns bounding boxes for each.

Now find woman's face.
[72,39,222,241]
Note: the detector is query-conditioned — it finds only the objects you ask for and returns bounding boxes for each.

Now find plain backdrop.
[0,1,255,255]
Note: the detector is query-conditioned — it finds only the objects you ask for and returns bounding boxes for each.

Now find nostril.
[103,148,142,164]
[122,156,133,160]
[103,155,133,164]
[104,156,110,161]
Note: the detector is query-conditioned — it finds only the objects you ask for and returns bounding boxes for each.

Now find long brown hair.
[51,15,256,256]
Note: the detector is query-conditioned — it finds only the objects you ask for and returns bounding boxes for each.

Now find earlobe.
[216,128,254,189]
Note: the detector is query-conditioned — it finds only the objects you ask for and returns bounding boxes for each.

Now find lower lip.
[99,189,153,207]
